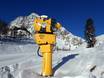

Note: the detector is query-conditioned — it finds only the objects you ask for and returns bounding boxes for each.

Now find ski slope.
[0,35,104,78]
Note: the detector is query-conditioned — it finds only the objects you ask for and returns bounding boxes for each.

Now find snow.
[0,35,104,78]
[56,27,84,50]
[9,13,39,35]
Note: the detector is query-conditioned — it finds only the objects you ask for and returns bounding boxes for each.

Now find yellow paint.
[45,19,52,32]
[33,16,61,76]
[40,44,53,76]
[55,22,62,29]
[34,34,55,76]
[34,18,52,33]
[34,18,42,32]
[34,34,56,45]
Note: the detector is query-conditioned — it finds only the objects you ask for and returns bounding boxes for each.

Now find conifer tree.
[84,18,96,48]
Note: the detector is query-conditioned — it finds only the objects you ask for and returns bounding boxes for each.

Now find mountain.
[8,13,39,38]
[8,13,83,50]
[56,27,84,50]
[9,13,39,33]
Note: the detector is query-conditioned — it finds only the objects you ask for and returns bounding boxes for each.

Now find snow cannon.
[33,15,61,77]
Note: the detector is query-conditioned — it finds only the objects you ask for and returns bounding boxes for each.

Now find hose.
[37,46,43,57]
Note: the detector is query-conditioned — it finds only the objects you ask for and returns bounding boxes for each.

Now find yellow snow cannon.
[33,15,61,77]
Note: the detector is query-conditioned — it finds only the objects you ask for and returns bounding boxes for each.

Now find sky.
[0,0,104,37]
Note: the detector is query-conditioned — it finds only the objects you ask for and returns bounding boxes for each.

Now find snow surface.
[0,35,104,78]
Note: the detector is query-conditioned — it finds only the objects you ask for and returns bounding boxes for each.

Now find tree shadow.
[53,54,79,74]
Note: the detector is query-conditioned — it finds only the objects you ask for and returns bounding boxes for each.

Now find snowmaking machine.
[33,15,61,77]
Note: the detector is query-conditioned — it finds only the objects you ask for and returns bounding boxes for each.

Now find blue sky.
[0,0,104,37]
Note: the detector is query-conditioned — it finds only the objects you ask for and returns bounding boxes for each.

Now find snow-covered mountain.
[8,13,83,50]
[56,27,84,50]
[9,13,39,34]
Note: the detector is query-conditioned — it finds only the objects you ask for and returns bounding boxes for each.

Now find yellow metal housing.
[55,22,61,29]
[34,33,56,45]
[34,17,61,33]
[33,16,62,76]
[40,44,53,53]
[34,18,52,33]
[40,44,53,76]
[42,52,53,76]
[34,18,42,32]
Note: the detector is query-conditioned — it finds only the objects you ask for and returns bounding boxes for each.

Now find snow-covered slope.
[53,41,104,78]
[8,13,39,38]
[0,38,39,78]
[95,34,104,47]
[56,27,83,50]
[9,13,39,35]
[0,35,104,78]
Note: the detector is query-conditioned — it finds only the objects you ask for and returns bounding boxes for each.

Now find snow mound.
[95,34,104,46]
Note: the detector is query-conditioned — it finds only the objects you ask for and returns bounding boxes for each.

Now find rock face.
[8,13,39,38]
[56,27,84,50]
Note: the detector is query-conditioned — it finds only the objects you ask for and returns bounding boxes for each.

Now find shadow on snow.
[53,54,79,75]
